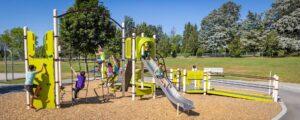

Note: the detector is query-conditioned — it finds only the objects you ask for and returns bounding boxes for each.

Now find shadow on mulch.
[172,104,200,116]
[60,96,113,108]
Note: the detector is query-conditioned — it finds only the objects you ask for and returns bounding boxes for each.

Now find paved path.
[210,79,300,120]
[0,73,25,81]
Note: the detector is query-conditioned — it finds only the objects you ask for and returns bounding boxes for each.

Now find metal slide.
[142,59,194,111]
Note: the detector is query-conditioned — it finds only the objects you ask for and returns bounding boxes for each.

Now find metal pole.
[11,50,14,81]
[268,71,272,95]
[7,49,14,81]
[4,45,8,81]
[273,75,279,102]
[58,46,62,87]
[183,69,187,92]
[23,26,30,109]
[121,22,126,97]
[53,9,60,108]
[152,35,156,99]
[131,33,136,101]
[141,33,144,89]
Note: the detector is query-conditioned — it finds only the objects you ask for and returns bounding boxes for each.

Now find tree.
[262,30,280,57]
[124,16,135,37]
[0,27,25,60]
[264,0,300,54]
[200,1,241,53]
[60,0,116,57]
[183,22,198,55]
[60,0,117,82]
[228,35,243,57]
[240,11,264,54]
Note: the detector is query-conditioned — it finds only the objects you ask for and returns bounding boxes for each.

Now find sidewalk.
[0,73,25,81]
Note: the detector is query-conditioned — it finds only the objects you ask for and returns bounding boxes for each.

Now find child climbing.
[95,45,106,73]
[112,55,120,75]
[70,67,86,103]
[106,62,116,86]
[24,64,45,109]
[142,43,150,60]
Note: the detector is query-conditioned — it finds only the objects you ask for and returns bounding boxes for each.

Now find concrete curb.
[272,99,287,120]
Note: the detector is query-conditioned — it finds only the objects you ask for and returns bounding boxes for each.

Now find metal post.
[268,71,272,95]
[176,68,180,90]
[141,33,144,89]
[141,61,144,89]
[58,46,62,87]
[153,35,157,58]
[53,9,60,108]
[170,68,173,80]
[4,45,8,81]
[183,69,187,92]
[177,103,179,116]
[11,50,14,81]
[192,67,197,88]
[152,34,156,99]
[207,73,211,90]
[131,33,136,101]
[23,26,30,109]
[273,75,279,102]
[203,74,207,95]
[121,22,126,97]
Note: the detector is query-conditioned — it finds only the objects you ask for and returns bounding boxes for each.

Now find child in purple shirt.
[71,67,86,102]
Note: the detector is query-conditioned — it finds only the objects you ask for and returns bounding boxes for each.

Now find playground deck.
[0,80,280,120]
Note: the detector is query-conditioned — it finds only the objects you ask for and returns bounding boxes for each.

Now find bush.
[228,36,243,57]
[183,53,191,58]
[171,50,177,58]
[277,50,286,57]
[196,48,204,57]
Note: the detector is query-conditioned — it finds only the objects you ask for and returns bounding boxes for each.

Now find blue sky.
[0,0,273,45]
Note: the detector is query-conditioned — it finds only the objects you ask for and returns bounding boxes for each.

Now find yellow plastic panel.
[26,31,56,109]
[186,70,204,89]
[27,31,36,57]
[29,58,55,109]
[125,38,132,59]
[44,31,54,57]
[136,37,155,59]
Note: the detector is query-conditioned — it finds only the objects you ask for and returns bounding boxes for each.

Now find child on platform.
[142,43,150,60]
[24,64,45,109]
[71,67,86,102]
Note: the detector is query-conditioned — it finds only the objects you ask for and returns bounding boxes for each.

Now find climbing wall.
[26,31,56,109]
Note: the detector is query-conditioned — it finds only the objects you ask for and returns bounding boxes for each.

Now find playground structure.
[23,8,128,109]
[124,32,194,111]
[23,8,195,112]
[23,8,280,113]
[168,67,280,102]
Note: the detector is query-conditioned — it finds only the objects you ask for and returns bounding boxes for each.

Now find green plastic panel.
[125,37,155,59]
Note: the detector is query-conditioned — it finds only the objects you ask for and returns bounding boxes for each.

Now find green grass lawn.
[1,57,300,83]
[164,57,300,83]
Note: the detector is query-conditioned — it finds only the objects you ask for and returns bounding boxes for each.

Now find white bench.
[204,68,224,75]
